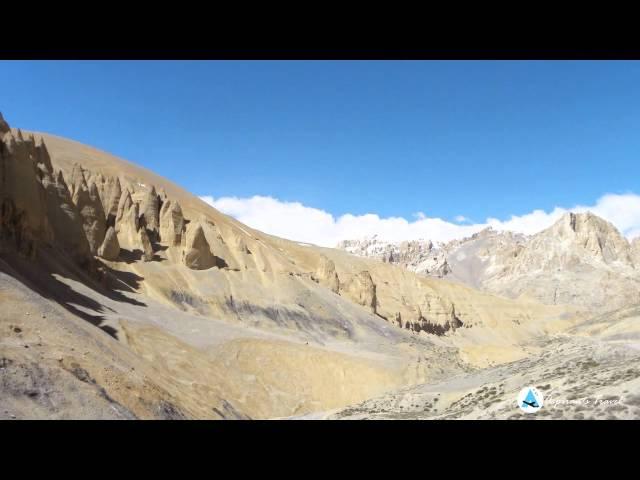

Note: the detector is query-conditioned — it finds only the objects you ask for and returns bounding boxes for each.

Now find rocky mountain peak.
[557,211,615,235]
[470,226,495,239]
[538,211,631,265]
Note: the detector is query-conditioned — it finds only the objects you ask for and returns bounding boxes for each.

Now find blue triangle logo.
[522,389,539,408]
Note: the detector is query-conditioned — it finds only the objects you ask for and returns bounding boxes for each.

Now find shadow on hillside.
[0,247,148,340]
[215,256,228,269]
[119,247,166,264]
[222,297,345,342]
[119,248,143,264]
[99,261,145,302]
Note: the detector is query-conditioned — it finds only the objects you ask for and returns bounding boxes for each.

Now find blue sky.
[3,60,640,244]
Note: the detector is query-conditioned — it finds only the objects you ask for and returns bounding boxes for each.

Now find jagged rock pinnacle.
[0,112,10,134]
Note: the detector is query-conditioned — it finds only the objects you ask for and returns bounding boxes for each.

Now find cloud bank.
[200,193,640,247]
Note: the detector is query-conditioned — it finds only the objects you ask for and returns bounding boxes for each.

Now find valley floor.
[319,334,640,420]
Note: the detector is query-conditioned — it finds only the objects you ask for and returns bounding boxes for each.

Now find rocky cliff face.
[159,199,184,246]
[338,236,455,278]
[314,254,340,293]
[115,190,141,251]
[339,237,435,269]
[510,212,634,273]
[338,228,526,284]
[0,112,9,133]
[139,228,154,262]
[1,129,53,258]
[483,212,640,310]
[41,157,92,264]
[139,185,160,241]
[93,174,122,227]
[631,238,640,266]
[393,302,463,336]
[341,271,377,314]
[0,123,91,264]
[0,114,190,267]
[183,223,215,269]
[98,226,120,260]
[74,178,107,255]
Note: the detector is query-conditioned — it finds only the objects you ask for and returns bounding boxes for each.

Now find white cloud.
[199,193,640,247]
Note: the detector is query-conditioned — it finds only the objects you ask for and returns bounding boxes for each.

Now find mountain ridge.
[338,211,640,311]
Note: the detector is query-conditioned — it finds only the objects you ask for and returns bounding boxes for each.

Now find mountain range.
[338,213,640,312]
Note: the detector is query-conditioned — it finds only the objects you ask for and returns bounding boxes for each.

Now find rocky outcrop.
[68,163,88,201]
[339,237,434,265]
[0,130,51,257]
[0,112,9,134]
[42,167,91,263]
[139,186,160,241]
[140,228,154,262]
[73,179,106,255]
[338,236,451,278]
[388,302,463,336]
[157,187,168,203]
[341,271,376,314]
[315,254,339,293]
[115,189,135,227]
[114,190,140,250]
[0,117,91,264]
[98,226,120,260]
[183,223,214,270]
[406,304,462,335]
[159,199,184,246]
[631,238,640,268]
[94,175,121,227]
[234,237,250,254]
